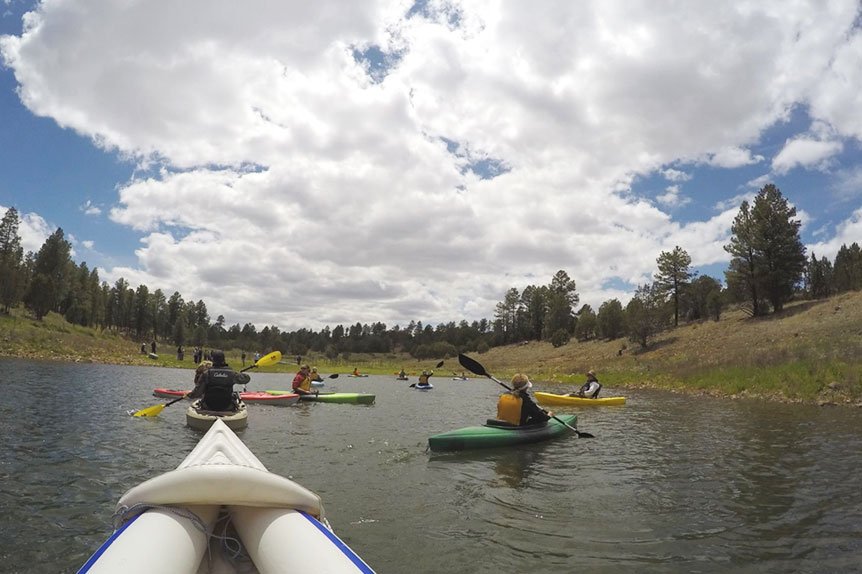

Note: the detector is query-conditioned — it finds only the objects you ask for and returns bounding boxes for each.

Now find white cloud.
[662,168,691,182]
[806,208,862,261]
[80,200,101,216]
[704,146,765,168]
[656,185,691,208]
[81,240,94,249]
[772,137,843,174]
[3,1,861,328]
[745,174,773,190]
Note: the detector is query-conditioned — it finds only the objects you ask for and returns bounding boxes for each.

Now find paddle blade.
[435,360,444,368]
[328,373,339,379]
[132,403,166,417]
[577,431,595,438]
[458,353,487,377]
[255,351,282,368]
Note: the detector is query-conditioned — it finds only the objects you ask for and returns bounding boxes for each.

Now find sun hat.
[511,373,531,390]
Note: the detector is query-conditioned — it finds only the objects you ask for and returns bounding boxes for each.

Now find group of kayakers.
[185,349,603,430]
[497,370,603,425]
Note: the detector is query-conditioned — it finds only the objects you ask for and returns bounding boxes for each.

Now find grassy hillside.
[474,291,862,405]
[1,291,861,404]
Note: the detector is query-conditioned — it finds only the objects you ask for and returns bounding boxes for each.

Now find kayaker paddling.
[188,351,248,412]
[292,364,319,396]
[569,370,602,398]
[496,374,553,426]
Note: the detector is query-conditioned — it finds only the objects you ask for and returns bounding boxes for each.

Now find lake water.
[1,358,861,573]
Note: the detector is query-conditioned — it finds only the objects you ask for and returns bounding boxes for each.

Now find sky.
[1,0,861,331]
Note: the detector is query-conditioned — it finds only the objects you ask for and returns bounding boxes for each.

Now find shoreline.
[3,349,860,408]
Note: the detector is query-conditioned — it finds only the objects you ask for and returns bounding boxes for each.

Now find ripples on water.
[1,359,861,573]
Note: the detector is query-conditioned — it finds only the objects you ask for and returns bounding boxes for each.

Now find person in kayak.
[569,370,602,398]
[417,369,433,386]
[292,364,318,396]
[497,374,552,426]
[352,367,362,376]
[398,368,407,378]
[310,367,324,382]
[188,351,249,411]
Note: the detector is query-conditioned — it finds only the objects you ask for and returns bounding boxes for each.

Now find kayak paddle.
[457,353,594,438]
[409,360,444,387]
[132,350,283,417]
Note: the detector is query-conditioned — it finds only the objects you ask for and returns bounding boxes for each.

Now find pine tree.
[804,252,833,299]
[0,207,25,313]
[596,299,625,340]
[725,200,762,316]
[574,304,597,341]
[24,228,72,319]
[625,283,668,348]
[833,243,862,292]
[654,246,694,326]
[750,184,807,312]
[725,184,806,314]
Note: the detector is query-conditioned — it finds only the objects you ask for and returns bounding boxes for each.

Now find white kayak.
[78,419,375,573]
[186,399,249,431]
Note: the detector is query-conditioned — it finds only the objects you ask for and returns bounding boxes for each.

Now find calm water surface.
[1,358,861,573]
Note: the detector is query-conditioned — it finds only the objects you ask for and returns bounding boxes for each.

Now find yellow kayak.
[534,392,626,406]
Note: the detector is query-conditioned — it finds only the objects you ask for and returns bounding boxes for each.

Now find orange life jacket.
[496,393,523,425]
[296,374,311,392]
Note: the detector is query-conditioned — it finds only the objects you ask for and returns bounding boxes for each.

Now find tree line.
[489,183,862,349]
[1,184,860,357]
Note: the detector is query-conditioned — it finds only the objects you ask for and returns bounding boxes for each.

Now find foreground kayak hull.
[428,414,578,452]
[266,390,376,405]
[154,388,299,406]
[186,400,248,431]
[535,392,626,406]
[78,419,375,573]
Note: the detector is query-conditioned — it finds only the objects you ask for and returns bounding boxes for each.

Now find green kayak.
[265,390,376,405]
[428,414,578,452]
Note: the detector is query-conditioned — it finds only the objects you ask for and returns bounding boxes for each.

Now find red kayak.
[153,388,299,406]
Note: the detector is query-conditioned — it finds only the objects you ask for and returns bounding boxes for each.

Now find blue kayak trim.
[300,511,375,573]
[76,512,142,573]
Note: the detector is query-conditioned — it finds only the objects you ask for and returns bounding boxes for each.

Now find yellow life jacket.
[496,393,523,425]
[297,374,311,392]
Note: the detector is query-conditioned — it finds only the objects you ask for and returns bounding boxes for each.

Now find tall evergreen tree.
[625,283,668,348]
[544,270,579,338]
[682,275,723,321]
[750,184,806,312]
[0,207,25,313]
[494,287,521,343]
[573,304,597,341]
[24,228,72,319]
[804,252,833,299]
[725,184,806,315]
[596,298,625,340]
[654,246,694,326]
[833,242,862,292]
[725,200,761,315]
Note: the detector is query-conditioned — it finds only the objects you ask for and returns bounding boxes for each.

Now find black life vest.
[204,367,236,411]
